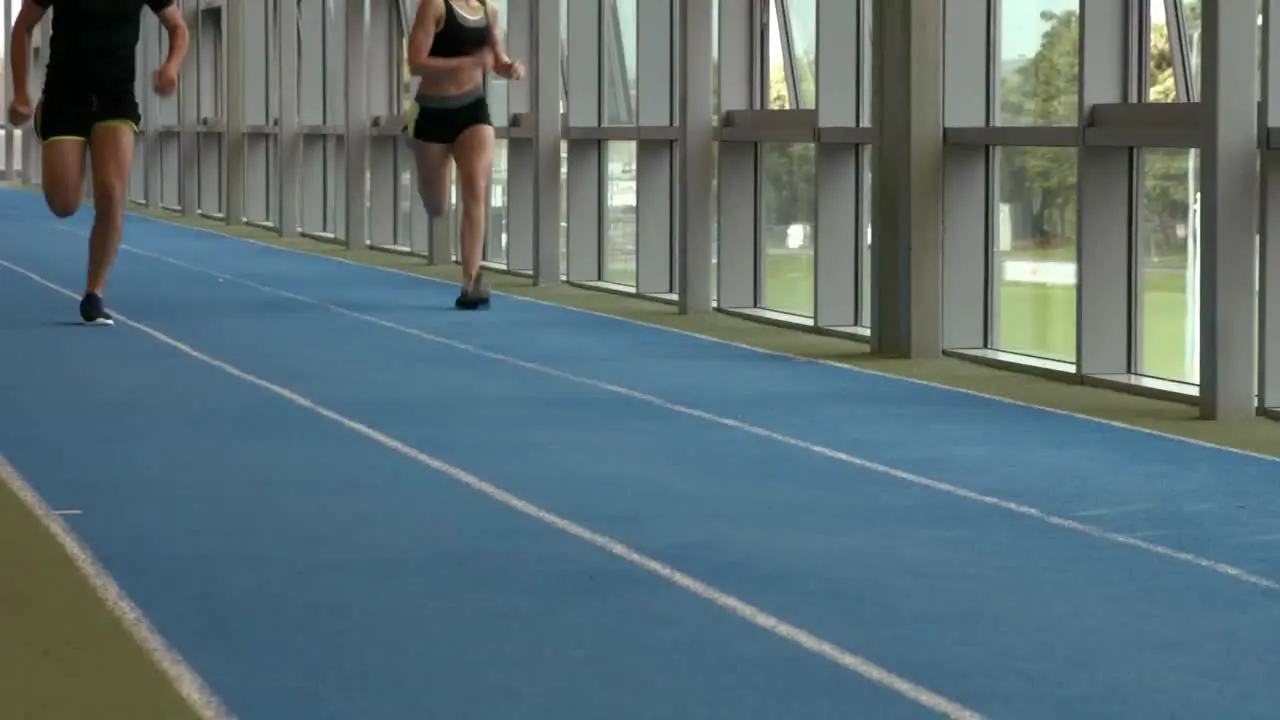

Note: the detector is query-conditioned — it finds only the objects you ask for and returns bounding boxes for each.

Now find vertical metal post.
[225,0,246,224]
[531,0,563,284]
[345,0,370,248]
[813,0,859,328]
[278,0,300,234]
[1199,0,1259,418]
[179,0,199,214]
[870,0,944,356]
[2,0,12,181]
[677,0,714,313]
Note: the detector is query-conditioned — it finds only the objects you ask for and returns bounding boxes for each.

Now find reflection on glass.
[859,148,873,327]
[603,141,638,286]
[760,142,815,317]
[783,0,817,109]
[602,0,637,125]
[1137,149,1198,382]
[486,139,509,265]
[996,0,1079,125]
[712,0,720,122]
[1146,0,1203,103]
[559,140,568,278]
[990,146,1078,361]
[711,141,719,302]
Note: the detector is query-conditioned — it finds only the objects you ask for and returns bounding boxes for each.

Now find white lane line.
[0,259,985,720]
[0,452,232,720]
[116,244,1280,594]
[54,509,83,515]
[62,209,1280,466]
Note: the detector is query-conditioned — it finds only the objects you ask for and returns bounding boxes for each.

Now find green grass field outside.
[598,247,1200,385]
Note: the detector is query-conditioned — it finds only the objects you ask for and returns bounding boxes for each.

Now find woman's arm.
[486,3,523,80]
[408,0,488,75]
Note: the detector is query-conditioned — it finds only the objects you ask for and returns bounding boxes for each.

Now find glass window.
[759,142,816,317]
[996,0,1079,126]
[779,0,816,109]
[990,147,1079,362]
[1136,148,1198,382]
[603,142,638,286]
[601,0,637,126]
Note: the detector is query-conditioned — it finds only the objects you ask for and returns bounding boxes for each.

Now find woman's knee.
[417,182,448,218]
[43,185,83,218]
[91,180,127,217]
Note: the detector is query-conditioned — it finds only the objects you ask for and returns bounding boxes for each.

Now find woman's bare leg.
[451,123,494,302]
[411,140,453,217]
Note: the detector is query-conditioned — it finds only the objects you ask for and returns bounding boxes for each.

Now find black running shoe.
[79,293,114,326]
[454,273,491,310]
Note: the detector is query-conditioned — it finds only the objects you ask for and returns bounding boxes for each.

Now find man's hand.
[8,93,33,126]
[496,57,525,80]
[153,63,180,97]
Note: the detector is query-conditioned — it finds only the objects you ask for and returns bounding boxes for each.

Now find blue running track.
[2,187,1280,719]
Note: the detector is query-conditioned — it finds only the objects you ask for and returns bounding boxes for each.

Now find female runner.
[407,0,524,309]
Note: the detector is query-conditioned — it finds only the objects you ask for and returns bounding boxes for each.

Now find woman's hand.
[495,57,525,80]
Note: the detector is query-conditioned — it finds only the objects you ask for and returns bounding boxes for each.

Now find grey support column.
[225,0,246,224]
[677,0,714,313]
[531,0,562,284]
[178,0,198,215]
[1076,0,1131,375]
[1261,0,1280,409]
[714,0,754,311]
[345,0,370,248]
[277,0,299,234]
[941,0,987,350]
[564,0,601,282]
[635,0,673,295]
[812,0,859,328]
[1199,1,1260,418]
[504,0,534,272]
[141,15,161,209]
[2,0,10,181]
[870,0,944,357]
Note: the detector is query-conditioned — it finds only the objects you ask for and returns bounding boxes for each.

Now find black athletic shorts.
[34,87,141,142]
[408,91,492,145]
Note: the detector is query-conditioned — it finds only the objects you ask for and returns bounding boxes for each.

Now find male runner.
[8,0,189,325]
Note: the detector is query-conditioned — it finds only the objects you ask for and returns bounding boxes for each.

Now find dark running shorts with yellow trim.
[34,90,141,143]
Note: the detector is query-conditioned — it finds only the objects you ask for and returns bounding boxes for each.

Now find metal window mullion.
[1,0,10,181]
[1260,0,1280,408]
[1075,0,1132,376]
[566,0,602,282]
[636,0,674,294]
[1198,0,1261,418]
[940,0,987,350]
[178,0,199,213]
[677,0,714,313]
[225,0,245,224]
[531,0,563,284]
[278,0,299,234]
[345,0,370,249]
[812,0,857,328]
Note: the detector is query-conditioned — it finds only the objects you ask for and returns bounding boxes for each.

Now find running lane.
[2,189,1279,718]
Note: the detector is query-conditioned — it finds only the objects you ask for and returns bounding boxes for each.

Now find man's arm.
[9,0,51,104]
[149,1,190,72]
[408,0,485,75]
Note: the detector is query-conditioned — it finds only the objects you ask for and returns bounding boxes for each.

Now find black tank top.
[429,0,491,58]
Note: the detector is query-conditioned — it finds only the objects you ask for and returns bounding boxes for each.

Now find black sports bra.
[429,0,491,58]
